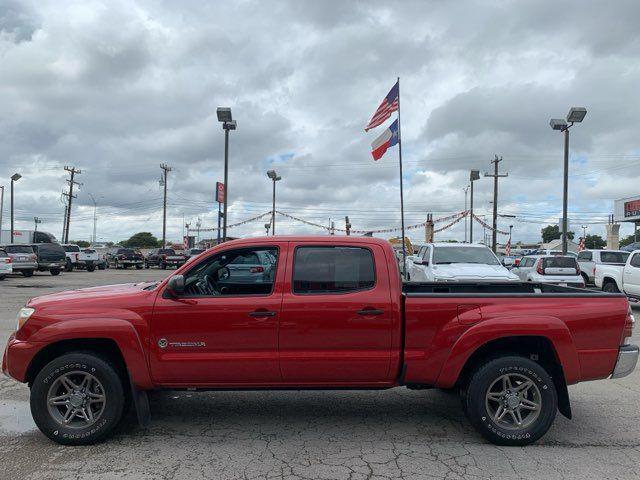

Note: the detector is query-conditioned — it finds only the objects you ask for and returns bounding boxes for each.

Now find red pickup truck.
[3,236,638,446]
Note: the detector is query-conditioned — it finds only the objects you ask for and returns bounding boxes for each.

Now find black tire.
[65,260,74,272]
[50,269,61,276]
[114,260,119,270]
[145,262,150,269]
[87,265,96,272]
[0,275,5,281]
[581,273,589,286]
[135,264,142,270]
[463,356,557,446]
[22,270,35,277]
[123,264,128,269]
[98,263,106,270]
[30,353,125,445]
[160,262,166,270]
[603,280,619,293]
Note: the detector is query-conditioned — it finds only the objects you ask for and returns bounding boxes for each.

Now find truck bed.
[400,281,629,388]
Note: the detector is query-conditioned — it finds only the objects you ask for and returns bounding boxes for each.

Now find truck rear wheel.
[65,259,74,272]
[87,265,96,272]
[603,280,619,293]
[463,356,557,446]
[22,269,34,277]
[50,269,61,276]
[30,353,125,445]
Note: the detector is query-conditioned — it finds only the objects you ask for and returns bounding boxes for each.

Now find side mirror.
[413,260,429,266]
[166,275,185,297]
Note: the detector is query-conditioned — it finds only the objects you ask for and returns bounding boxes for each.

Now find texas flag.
[370,119,399,161]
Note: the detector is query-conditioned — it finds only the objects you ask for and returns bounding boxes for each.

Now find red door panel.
[279,243,396,384]
[149,243,288,386]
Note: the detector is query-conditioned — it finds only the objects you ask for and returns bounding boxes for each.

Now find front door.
[279,243,396,384]
[149,243,287,386]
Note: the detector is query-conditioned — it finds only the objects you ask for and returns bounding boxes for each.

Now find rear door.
[279,242,396,384]
[624,253,640,295]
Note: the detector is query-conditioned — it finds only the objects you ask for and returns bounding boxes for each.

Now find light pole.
[34,216,42,232]
[217,107,236,242]
[267,170,281,235]
[10,173,21,243]
[0,185,4,237]
[550,107,587,255]
[88,193,97,244]
[469,170,480,243]
[264,222,271,235]
[463,185,470,243]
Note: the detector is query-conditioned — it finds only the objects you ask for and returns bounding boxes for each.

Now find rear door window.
[577,251,592,261]
[542,257,578,269]
[600,252,630,264]
[293,246,375,294]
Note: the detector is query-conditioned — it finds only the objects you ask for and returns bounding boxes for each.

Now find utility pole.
[345,216,351,236]
[469,170,480,243]
[63,166,81,244]
[34,217,41,232]
[484,156,508,253]
[160,163,172,248]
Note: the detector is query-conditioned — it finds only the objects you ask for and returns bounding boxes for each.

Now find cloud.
[1,0,639,245]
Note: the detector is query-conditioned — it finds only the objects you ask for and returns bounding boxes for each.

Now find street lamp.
[88,193,98,244]
[550,107,587,254]
[463,185,470,242]
[264,222,271,235]
[267,170,282,236]
[10,173,21,243]
[469,170,480,243]
[217,107,237,242]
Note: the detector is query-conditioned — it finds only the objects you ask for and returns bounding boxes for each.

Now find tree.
[620,234,638,247]
[584,234,606,249]
[68,240,90,248]
[122,232,161,248]
[541,225,574,243]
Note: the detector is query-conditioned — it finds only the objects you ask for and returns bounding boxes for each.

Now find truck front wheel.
[602,280,619,293]
[463,356,557,446]
[30,353,125,445]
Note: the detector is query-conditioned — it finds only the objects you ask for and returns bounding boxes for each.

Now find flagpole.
[396,76,407,278]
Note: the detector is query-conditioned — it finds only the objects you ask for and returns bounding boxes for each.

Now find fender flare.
[29,318,153,389]
[601,274,623,292]
[434,315,581,389]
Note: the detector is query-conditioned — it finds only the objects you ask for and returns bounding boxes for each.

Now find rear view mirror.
[166,275,185,297]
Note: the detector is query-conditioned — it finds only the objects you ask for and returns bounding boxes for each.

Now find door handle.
[357,308,384,316]
[248,310,276,317]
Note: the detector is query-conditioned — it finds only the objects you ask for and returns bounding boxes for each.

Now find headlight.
[16,307,35,332]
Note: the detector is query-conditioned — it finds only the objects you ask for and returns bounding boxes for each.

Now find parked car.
[89,244,109,270]
[3,236,637,447]
[405,243,520,282]
[1,244,37,277]
[145,248,186,269]
[500,255,520,268]
[106,247,144,269]
[594,250,640,300]
[184,248,205,258]
[61,244,98,272]
[577,249,630,285]
[0,249,12,280]
[30,243,65,275]
[511,255,585,287]
[621,242,640,252]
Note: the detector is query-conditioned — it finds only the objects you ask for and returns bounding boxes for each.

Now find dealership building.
[614,195,640,246]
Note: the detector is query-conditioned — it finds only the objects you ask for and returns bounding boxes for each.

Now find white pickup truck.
[595,250,640,301]
[405,243,520,283]
[61,244,99,272]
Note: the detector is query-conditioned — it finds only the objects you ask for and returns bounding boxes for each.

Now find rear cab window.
[3,245,34,254]
[293,246,375,294]
[600,252,629,264]
[63,245,81,252]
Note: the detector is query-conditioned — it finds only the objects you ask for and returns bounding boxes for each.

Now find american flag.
[364,81,399,132]
[505,238,511,256]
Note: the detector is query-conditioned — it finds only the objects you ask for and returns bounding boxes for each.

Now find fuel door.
[457,304,482,326]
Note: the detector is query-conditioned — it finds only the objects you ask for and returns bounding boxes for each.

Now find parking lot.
[0,269,639,480]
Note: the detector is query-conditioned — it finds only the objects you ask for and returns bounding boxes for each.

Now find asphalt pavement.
[1,269,639,480]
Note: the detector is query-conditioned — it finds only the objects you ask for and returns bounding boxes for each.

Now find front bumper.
[611,345,639,379]
[2,334,42,383]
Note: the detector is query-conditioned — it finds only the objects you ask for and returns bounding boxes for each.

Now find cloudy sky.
[1,0,640,245]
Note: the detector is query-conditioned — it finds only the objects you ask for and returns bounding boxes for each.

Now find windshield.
[3,245,34,254]
[542,257,578,269]
[600,252,630,263]
[433,246,500,265]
